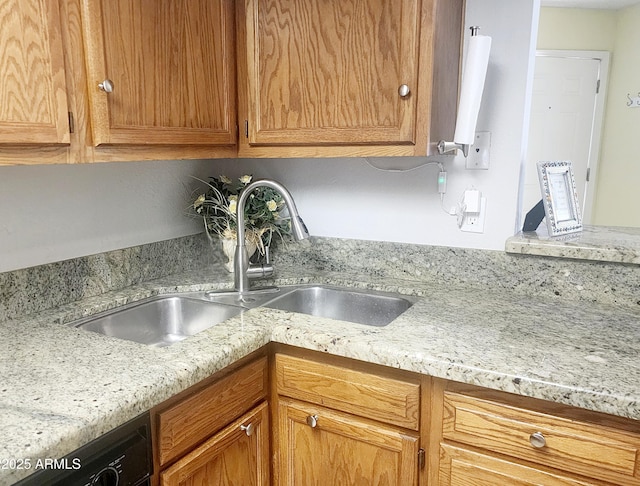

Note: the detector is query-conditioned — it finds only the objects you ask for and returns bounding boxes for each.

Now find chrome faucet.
[234,180,309,293]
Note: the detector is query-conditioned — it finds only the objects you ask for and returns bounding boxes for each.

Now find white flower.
[220,175,232,184]
[228,195,237,213]
[239,175,252,184]
[266,200,278,211]
[193,194,205,209]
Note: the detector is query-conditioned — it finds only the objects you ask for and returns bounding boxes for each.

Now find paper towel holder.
[437,26,485,158]
[437,140,470,157]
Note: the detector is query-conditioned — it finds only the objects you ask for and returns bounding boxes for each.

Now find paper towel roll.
[453,35,492,146]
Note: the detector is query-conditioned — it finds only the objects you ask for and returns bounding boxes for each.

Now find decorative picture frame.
[536,160,583,236]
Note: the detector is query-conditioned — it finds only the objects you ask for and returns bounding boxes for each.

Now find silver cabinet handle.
[529,431,546,448]
[99,79,114,93]
[398,84,410,97]
[306,414,318,428]
[240,423,254,437]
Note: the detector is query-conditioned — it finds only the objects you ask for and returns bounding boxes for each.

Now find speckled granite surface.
[0,234,211,323]
[506,225,640,265]
[275,236,640,309]
[2,235,640,484]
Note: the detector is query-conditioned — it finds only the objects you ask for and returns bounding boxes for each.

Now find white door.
[523,51,608,226]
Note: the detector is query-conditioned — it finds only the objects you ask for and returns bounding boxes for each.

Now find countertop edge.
[505,226,640,265]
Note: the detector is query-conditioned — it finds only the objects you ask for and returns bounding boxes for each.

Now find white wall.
[0,0,539,273]
[0,160,212,272]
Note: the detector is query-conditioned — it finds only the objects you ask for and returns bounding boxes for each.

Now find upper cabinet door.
[0,0,70,144]
[241,0,419,147]
[80,0,236,146]
[238,0,463,157]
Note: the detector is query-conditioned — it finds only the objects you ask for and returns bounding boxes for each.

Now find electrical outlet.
[460,197,487,233]
[466,131,491,170]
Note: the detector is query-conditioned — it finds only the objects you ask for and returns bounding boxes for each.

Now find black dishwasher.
[13,412,152,486]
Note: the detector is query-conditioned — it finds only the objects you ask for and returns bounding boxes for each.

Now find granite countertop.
[506,225,640,264]
[2,264,640,484]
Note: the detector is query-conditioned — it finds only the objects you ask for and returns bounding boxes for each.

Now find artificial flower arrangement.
[193,174,291,256]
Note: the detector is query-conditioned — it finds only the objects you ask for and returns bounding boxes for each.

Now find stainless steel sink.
[263,286,414,326]
[70,294,243,347]
[71,285,415,347]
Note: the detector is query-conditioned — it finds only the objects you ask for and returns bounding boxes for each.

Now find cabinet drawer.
[157,357,268,466]
[275,353,420,430]
[443,391,640,485]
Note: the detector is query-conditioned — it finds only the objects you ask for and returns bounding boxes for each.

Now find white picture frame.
[536,160,583,236]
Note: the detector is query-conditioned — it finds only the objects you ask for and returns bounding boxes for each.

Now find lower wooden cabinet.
[277,398,419,486]
[151,354,269,485]
[273,350,423,486]
[150,347,640,486]
[439,444,597,486]
[161,402,270,486]
[431,380,640,486]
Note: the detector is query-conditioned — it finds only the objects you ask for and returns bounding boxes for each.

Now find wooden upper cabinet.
[243,0,418,145]
[79,0,236,146]
[0,0,70,144]
[237,0,463,157]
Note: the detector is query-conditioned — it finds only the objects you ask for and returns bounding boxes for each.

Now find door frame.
[531,50,610,225]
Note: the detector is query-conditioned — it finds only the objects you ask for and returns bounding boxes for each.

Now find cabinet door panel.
[439,444,600,486]
[278,398,419,486]
[81,0,236,145]
[243,0,419,146]
[161,402,269,486]
[0,0,69,144]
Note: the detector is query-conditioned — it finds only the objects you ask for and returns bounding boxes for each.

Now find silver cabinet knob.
[240,423,254,437]
[398,84,410,97]
[529,431,546,448]
[306,414,318,428]
[98,79,114,93]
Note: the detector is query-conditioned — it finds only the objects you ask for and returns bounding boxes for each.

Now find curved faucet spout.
[234,179,309,293]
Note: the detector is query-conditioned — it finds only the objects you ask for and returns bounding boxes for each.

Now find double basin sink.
[70,285,416,347]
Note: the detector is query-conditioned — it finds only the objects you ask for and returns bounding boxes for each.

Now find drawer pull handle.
[306,414,319,428]
[529,431,546,448]
[240,423,254,437]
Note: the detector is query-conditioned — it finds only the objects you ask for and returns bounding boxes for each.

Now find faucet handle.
[246,246,273,280]
[246,263,274,279]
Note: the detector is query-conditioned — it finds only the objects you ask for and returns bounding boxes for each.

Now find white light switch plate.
[466,132,491,170]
